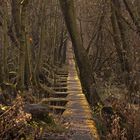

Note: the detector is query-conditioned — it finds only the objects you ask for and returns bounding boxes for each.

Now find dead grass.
[93,84,140,140]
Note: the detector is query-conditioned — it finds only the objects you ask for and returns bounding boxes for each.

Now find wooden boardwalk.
[46,42,99,140]
[62,42,99,140]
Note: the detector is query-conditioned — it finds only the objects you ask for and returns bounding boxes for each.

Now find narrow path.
[62,41,99,140]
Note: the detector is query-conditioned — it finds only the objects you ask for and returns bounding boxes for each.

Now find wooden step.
[67,79,80,82]
[56,74,68,77]
[52,92,68,98]
[49,105,66,110]
[54,91,68,94]
[56,79,67,82]
[56,70,68,73]
[55,77,67,80]
[46,97,68,101]
[67,88,82,92]
[54,83,67,87]
[46,98,68,106]
[57,72,68,75]
[56,76,67,79]
[49,105,66,114]
[53,87,68,92]
[56,73,68,75]
[57,76,68,79]
[58,75,68,77]
[67,85,81,88]
[67,81,81,84]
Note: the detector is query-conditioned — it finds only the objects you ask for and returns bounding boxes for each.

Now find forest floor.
[0,43,140,140]
[92,79,140,139]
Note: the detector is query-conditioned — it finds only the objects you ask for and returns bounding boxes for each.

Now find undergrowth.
[0,95,66,140]
[93,87,140,140]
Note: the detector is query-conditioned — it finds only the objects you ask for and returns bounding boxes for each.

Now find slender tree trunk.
[123,0,140,35]
[17,0,29,90]
[62,39,67,64]
[33,1,46,87]
[58,26,64,62]
[111,0,138,94]
[24,31,32,89]
[2,2,9,82]
[111,2,125,71]
[53,4,58,65]
[11,0,21,42]
[0,44,3,84]
[112,0,131,73]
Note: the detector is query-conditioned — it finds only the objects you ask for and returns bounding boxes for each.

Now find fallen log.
[24,104,49,120]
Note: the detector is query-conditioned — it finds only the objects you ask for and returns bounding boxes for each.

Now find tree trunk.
[33,1,46,88]
[11,0,21,42]
[111,0,138,94]
[2,2,9,82]
[123,0,140,35]
[16,0,29,90]
[59,0,101,105]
